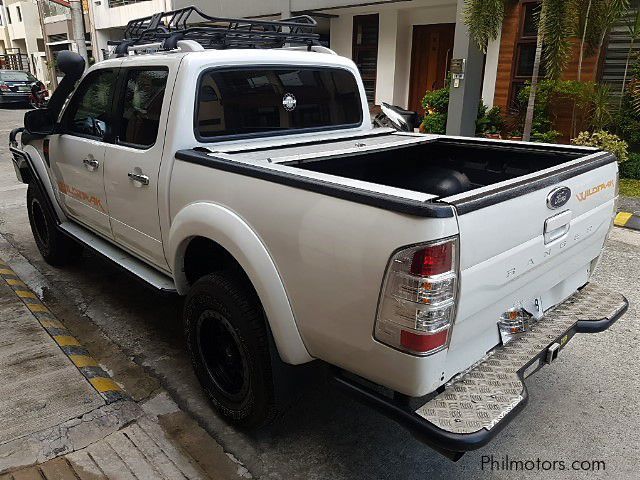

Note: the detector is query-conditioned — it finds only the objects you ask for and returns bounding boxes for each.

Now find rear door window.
[117,68,169,148]
[196,67,362,139]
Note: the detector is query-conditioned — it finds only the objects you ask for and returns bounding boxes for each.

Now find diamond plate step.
[414,283,627,435]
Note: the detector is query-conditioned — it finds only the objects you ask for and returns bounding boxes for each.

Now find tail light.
[0,83,9,91]
[374,238,459,356]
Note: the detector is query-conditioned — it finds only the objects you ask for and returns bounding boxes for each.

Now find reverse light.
[498,306,533,345]
[374,238,459,356]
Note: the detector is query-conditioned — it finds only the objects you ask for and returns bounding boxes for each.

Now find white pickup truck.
[9,7,628,460]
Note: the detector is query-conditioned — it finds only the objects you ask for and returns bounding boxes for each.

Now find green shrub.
[616,56,640,150]
[422,86,450,114]
[571,131,629,162]
[620,152,640,179]
[532,130,562,143]
[476,103,505,135]
[419,86,506,136]
[420,86,450,134]
[421,112,448,134]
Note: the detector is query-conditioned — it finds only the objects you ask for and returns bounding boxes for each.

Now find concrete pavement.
[1,108,639,479]
[0,251,249,479]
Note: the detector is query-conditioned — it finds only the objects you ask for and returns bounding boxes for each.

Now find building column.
[481,33,502,108]
[446,0,484,136]
[375,10,399,106]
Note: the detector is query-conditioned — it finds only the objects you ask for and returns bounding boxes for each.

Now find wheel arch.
[168,202,313,365]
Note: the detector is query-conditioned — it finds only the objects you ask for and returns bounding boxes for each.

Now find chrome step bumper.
[335,283,628,460]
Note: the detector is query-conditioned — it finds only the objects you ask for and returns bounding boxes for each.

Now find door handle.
[128,171,149,187]
[83,157,99,171]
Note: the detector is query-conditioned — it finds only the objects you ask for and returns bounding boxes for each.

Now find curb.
[614,212,640,231]
[0,257,126,404]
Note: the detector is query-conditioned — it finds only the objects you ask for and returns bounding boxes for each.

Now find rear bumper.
[0,93,30,104]
[335,283,628,460]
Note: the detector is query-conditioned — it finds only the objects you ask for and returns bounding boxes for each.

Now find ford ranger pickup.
[8,6,628,460]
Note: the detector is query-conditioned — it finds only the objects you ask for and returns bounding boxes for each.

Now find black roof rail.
[107,5,320,56]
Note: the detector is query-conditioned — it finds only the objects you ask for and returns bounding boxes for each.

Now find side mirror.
[24,108,55,136]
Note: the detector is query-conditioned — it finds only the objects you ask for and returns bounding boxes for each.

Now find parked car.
[0,70,40,106]
[9,6,628,461]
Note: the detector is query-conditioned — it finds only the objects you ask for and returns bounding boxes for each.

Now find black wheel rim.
[197,310,249,402]
[31,198,50,250]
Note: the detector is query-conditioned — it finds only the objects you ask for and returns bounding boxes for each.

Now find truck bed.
[184,130,610,216]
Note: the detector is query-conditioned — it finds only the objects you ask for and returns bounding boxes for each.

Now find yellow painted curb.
[15,290,37,299]
[39,317,66,329]
[53,335,82,347]
[89,377,122,393]
[615,212,633,226]
[25,303,49,313]
[69,354,99,368]
[0,256,126,403]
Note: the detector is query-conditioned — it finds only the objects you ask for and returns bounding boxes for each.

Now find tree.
[464,0,629,141]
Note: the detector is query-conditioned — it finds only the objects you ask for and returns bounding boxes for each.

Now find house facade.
[0,0,48,82]
[39,0,92,87]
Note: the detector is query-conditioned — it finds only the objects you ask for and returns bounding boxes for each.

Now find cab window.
[117,68,169,148]
[195,67,362,139]
[65,69,116,139]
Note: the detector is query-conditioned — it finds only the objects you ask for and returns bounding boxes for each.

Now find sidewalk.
[0,258,250,480]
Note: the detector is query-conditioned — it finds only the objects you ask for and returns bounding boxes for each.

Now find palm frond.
[540,0,577,79]
[463,0,507,52]
[629,78,640,115]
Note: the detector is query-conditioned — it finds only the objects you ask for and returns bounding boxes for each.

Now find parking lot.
[1,107,639,479]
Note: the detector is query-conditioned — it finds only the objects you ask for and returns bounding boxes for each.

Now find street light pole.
[69,0,88,66]
[36,0,58,89]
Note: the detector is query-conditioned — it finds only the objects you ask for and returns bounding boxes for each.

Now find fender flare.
[10,143,68,223]
[168,202,313,365]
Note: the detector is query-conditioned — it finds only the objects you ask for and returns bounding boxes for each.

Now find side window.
[66,69,116,138]
[117,68,168,148]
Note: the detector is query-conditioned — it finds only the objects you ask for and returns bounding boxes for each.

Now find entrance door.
[408,24,455,113]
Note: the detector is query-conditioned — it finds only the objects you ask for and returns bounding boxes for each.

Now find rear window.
[0,71,36,82]
[196,67,362,139]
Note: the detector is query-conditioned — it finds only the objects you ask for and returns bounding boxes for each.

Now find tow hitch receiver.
[335,283,627,460]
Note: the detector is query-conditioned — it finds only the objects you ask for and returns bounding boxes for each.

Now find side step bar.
[335,283,628,460]
[59,222,177,294]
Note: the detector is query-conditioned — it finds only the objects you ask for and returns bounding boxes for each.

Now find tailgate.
[441,151,618,378]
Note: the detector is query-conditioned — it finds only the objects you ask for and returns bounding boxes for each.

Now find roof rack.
[107,5,320,57]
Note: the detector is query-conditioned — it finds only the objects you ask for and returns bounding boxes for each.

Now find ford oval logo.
[547,186,571,209]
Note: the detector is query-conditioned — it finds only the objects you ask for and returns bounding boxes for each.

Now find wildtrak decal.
[576,180,615,202]
[57,181,106,213]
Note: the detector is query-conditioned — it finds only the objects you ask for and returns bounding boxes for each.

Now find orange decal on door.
[58,181,106,213]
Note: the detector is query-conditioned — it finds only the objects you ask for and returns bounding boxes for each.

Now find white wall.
[172,0,281,18]
[91,0,171,30]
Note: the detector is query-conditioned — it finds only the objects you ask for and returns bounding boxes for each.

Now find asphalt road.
[1,108,639,479]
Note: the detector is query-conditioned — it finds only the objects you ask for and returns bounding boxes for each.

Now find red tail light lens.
[375,237,459,355]
[410,242,453,277]
[401,329,449,352]
[0,84,9,91]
